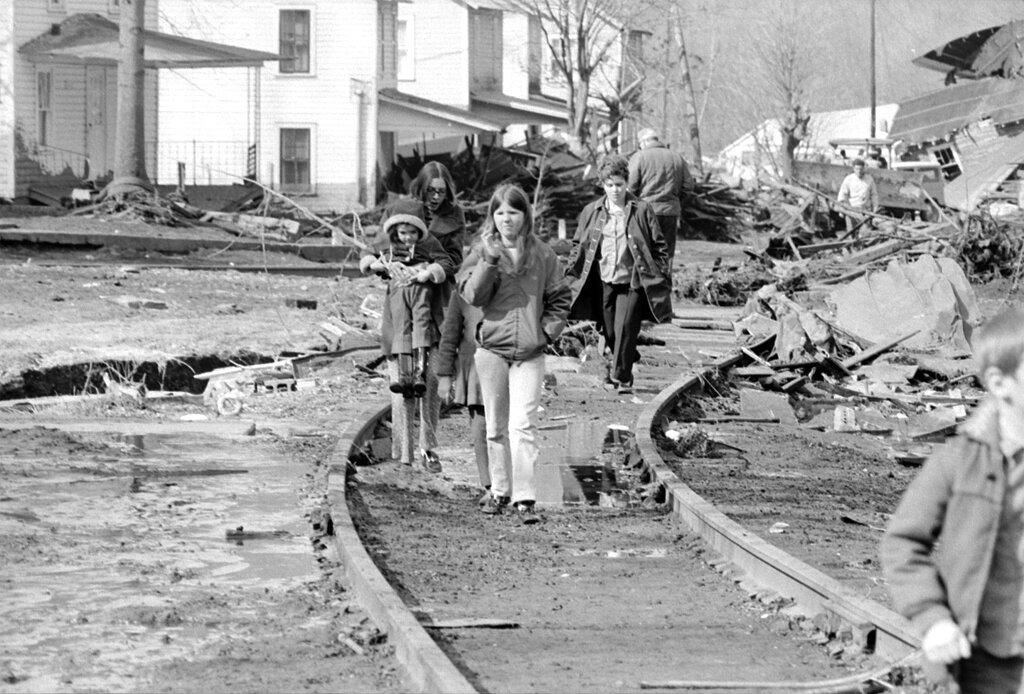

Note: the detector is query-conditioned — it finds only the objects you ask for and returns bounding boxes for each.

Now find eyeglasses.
[426,186,447,197]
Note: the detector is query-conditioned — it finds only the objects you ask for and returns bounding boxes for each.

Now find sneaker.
[617,380,633,395]
[515,502,541,525]
[478,489,492,506]
[421,449,442,473]
[481,495,509,515]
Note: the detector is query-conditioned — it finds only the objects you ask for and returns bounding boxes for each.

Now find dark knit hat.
[383,198,428,239]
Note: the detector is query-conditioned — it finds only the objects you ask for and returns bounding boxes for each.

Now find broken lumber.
[840,330,920,370]
[422,618,520,629]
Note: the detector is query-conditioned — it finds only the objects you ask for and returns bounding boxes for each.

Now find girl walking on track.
[457,184,572,525]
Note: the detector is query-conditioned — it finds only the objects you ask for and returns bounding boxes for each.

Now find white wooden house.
[0,0,277,202]
[386,0,564,158]
[153,0,632,211]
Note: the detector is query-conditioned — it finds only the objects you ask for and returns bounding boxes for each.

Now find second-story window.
[397,15,414,81]
[37,71,52,146]
[470,8,502,92]
[280,10,311,74]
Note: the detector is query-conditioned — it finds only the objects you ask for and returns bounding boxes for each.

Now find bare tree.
[627,1,714,169]
[752,8,812,182]
[107,0,151,197]
[529,0,629,155]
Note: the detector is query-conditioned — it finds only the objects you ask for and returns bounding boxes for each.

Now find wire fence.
[152,140,254,185]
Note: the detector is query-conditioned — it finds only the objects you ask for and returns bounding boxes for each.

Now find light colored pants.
[387,355,439,462]
[474,348,544,504]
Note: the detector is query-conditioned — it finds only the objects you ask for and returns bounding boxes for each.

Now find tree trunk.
[108,0,151,197]
[571,77,591,155]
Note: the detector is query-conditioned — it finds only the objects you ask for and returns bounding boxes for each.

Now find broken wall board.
[829,255,976,357]
[738,388,798,425]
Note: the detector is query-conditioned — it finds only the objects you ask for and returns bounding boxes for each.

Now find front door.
[85,66,117,179]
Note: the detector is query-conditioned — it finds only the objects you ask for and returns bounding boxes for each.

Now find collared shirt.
[599,203,632,284]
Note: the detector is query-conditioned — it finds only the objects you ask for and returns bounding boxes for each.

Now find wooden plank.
[422,618,520,629]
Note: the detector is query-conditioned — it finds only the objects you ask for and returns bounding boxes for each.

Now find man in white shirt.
[837,158,879,233]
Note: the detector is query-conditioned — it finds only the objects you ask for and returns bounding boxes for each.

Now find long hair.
[409,161,458,212]
[479,183,537,275]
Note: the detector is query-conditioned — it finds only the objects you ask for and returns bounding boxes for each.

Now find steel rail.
[633,348,922,661]
[326,330,921,692]
[327,402,477,693]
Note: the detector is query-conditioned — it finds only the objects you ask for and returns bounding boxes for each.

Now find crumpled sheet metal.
[829,255,977,357]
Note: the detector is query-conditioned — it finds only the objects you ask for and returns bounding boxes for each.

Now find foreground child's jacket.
[880,400,1009,642]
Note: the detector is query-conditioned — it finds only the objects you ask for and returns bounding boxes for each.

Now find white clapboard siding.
[159,0,379,211]
[8,0,158,196]
[397,0,470,109]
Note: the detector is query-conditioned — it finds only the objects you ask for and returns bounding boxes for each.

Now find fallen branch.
[210,169,374,253]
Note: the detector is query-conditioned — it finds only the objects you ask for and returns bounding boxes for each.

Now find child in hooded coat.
[360,199,452,396]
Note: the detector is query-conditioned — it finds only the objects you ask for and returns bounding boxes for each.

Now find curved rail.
[633,351,921,661]
[327,340,921,692]
[326,402,476,694]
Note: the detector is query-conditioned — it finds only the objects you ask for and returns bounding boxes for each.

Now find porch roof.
[378,88,505,135]
[469,91,566,126]
[19,13,280,69]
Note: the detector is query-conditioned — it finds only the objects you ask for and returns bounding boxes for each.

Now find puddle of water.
[536,419,633,506]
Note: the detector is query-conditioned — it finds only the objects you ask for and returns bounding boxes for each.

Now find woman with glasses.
[405,162,467,471]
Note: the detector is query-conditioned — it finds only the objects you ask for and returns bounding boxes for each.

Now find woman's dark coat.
[565,195,673,324]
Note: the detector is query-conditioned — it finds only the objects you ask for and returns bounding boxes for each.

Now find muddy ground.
[0,421,401,693]
[1,210,1015,692]
[345,347,908,692]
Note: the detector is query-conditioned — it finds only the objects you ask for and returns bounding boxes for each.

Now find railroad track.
[326,304,923,693]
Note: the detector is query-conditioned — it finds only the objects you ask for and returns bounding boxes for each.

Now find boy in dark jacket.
[360,200,450,396]
[881,307,1024,692]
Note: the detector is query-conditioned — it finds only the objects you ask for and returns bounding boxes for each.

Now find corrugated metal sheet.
[889,78,1024,143]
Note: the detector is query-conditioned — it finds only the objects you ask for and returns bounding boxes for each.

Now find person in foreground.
[457,184,572,524]
[567,154,673,394]
[881,307,1024,693]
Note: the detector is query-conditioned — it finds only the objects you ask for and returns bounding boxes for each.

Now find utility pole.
[660,32,670,141]
[671,4,703,174]
[870,0,876,137]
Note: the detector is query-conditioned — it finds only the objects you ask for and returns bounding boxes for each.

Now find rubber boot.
[412,347,429,398]
[388,356,404,394]
[396,353,414,398]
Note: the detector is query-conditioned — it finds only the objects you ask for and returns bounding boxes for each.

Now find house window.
[279,10,311,74]
[37,71,52,146]
[527,16,542,92]
[470,8,502,92]
[548,34,573,81]
[397,15,414,81]
[378,0,397,85]
[929,144,962,181]
[280,128,311,192]
[47,0,66,13]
